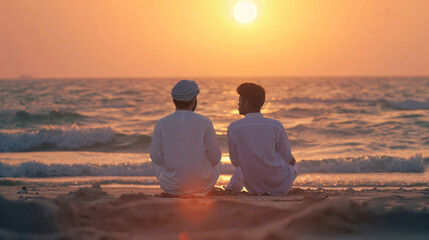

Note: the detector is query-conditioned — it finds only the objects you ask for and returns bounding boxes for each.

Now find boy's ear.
[243,99,250,108]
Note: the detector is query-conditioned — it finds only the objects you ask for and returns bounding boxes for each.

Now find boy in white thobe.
[226,83,297,196]
[150,80,222,196]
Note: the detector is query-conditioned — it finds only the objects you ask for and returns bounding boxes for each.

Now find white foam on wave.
[0,126,115,152]
[0,155,425,179]
[299,154,425,173]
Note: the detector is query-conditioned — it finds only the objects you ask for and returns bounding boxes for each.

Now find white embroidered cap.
[171,80,200,102]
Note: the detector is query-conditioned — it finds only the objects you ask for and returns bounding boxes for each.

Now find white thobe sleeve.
[276,124,293,164]
[150,123,164,166]
[204,120,222,168]
[227,127,239,167]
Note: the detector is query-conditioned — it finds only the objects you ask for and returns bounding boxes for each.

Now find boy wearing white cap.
[150,80,222,196]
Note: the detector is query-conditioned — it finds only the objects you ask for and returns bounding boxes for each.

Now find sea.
[0,77,428,190]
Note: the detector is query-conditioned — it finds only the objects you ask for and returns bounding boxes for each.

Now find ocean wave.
[276,97,429,110]
[2,176,427,189]
[13,110,87,122]
[277,97,365,104]
[299,154,425,173]
[385,99,429,110]
[0,155,425,178]
[0,126,115,152]
[0,161,155,178]
[0,110,88,129]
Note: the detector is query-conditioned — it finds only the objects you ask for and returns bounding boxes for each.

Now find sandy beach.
[1,184,428,240]
[2,0,429,239]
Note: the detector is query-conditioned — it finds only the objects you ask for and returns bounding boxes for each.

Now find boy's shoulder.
[157,111,211,125]
[228,116,283,131]
[228,117,246,130]
[261,117,283,127]
[190,111,211,122]
[156,112,174,123]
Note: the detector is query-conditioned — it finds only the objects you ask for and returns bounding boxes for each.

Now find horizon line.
[1,75,429,80]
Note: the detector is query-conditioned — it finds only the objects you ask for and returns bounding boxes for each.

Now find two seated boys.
[150,80,297,196]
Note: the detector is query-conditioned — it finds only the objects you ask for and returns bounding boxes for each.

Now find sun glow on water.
[234,1,257,23]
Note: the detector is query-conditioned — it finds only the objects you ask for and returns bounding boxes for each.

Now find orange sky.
[1,0,428,78]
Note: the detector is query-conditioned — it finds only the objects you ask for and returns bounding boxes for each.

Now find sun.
[234,1,257,24]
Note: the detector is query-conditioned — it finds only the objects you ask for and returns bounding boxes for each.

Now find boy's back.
[150,80,222,196]
[227,113,295,195]
[226,83,297,196]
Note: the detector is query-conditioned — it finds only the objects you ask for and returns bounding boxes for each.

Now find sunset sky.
[1,0,428,78]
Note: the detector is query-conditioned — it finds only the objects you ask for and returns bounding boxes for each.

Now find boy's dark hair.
[173,99,194,109]
[237,83,265,110]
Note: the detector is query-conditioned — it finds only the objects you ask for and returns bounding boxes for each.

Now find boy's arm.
[276,124,294,165]
[205,120,222,168]
[227,127,239,167]
[150,123,164,166]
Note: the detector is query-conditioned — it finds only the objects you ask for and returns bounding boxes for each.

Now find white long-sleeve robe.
[226,113,297,196]
[150,110,222,196]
